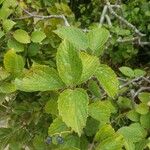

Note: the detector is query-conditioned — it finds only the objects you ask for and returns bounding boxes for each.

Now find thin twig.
[14,8,70,26]
[130,89,136,108]
[117,37,150,45]
[133,87,150,99]
[88,141,95,150]
[105,14,112,26]
[105,0,146,37]
[119,77,142,89]
[100,5,108,24]
[117,37,139,43]
[142,77,150,84]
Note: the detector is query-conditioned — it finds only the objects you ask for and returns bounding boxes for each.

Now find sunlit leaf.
[15,65,65,92]
[4,50,24,76]
[88,27,110,56]
[95,64,119,98]
[58,88,89,136]
[13,29,30,44]
[54,26,88,50]
[56,40,82,86]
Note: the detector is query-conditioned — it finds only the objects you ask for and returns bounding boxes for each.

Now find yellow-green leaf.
[0,68,10,81]
[119,66,135,78]
[58,88,89,136]
[48,118,70,136]
[135,103,149,115]
[2,19,16,32]
[4,50,24,75]
[0,82,16,93]
[78,52,99,84]
[88,27,110,56]
[89,101,115,123]
[15,65,65,92]
[13,29,30,44]
[118,123,147,143]
[56,40,82,86]
[96,133,124,150]
[95,64,119,98]
[54,26,88,50]
[7,39,24,52]
[31,31,46,43]
[95,124,115,142]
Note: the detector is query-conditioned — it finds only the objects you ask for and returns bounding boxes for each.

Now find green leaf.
[13,29,30,44]
[0,0,5,5]
[127,110,140,122]
[118,123,147,143]
[140,112,150,129]
[95,124,115,142]
[0,30,4,38]
[88,80,101,98]
[135,103,149,115]
[0,128,12,149]
[0,83,16,93]
[54,26,88,50]
[7,39,24,52]
[2,19,16,32]
[95,133,124,150]
[138,92,150,104]
[84,117,100,137]
[62,135,81,150]
[78,52,99,84]
[48,118,70,136]
[58,88,89,136]
[134,69,146,77]
[135,139,150,150]
[88,101,115,123]
[27,43,40,57]
[31,31,46,43]
[117,96,132,109]
[88,27,110,56]
[0,7,12,20]
[14,65,65,92]
[124,140,135,150]
[45,92,59,116]
[4,50,24,75]
[95,64,119,98]
[2,0,18,8]
[33,135,46,150]
[119,66,135,78]
[56,40,82,86]
[0,68,10,81]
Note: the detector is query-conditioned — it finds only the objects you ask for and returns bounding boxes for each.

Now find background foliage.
[0,0,150,150]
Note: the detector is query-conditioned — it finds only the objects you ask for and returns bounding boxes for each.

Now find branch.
[105,14,112,26]
[105,0,146,37]
[116,37,150,46]
[119,77,142,89]
[100,5,108,24]
[15,8,70,26]
[116,37,139,43]
[133,87,150,99]
[142,77,150,84]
